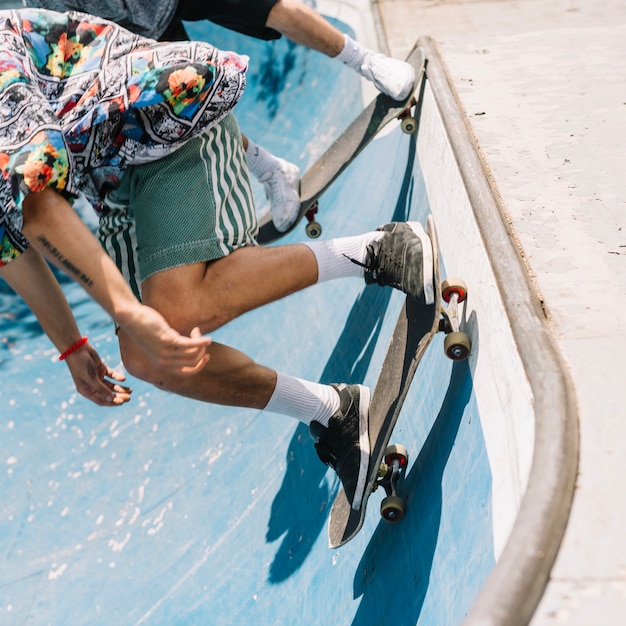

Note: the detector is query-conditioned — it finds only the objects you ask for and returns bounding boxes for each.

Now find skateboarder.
[25,0,416,233]
[0,10,431,512]
[96,119,433,513]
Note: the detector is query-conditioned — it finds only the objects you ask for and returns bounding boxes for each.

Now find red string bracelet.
[59,336,88,361]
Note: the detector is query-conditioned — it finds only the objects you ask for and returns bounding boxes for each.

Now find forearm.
[0,247,82,354]
[0,246,133,406]
[19,188,211,375]
[21,188,141,326]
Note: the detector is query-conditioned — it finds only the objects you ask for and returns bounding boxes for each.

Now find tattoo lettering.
[36,235,94,288]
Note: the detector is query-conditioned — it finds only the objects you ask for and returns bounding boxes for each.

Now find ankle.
[264,373,340,425]
[305,231,384,283]
[245,139,280,178]
[335,34,368,71]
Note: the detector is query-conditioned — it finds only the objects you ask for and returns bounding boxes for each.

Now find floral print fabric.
[0,9,248,266]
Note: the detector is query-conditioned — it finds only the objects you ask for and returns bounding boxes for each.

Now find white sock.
[264,373,340,427]
[335,34,368,71]
[245,138,281,179]
[304,231,384,283]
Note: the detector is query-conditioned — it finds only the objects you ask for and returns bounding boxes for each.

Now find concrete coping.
[417,36,580,626]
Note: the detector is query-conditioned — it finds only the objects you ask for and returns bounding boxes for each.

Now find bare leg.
[120,330,277,408]
[266,0,344,57]
[120,243,318,408]
[266,0,415,101]
[141,244,319,335]
[246,0,351,229]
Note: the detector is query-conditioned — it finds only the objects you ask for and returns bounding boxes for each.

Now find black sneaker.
[310,384,371,510]
[363,222,434,304]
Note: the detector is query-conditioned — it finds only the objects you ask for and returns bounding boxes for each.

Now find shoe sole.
[352,384,371,511]
[407,222,434,305]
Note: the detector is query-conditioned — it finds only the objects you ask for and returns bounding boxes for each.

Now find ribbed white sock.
[304,231,384,283]
[264,373,340,427]
[335,34,368,71]
[245,138,280,178]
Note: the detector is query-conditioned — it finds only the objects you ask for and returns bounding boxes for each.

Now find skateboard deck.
[328,216,471,548]
[256,44,427,244]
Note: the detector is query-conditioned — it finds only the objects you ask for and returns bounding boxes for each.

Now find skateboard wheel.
[442,278,468,303]
[401,116,417,134]
[381,495,406,522]
[305,221,322,239]
[444,331,471,361]
[383,444,408,469]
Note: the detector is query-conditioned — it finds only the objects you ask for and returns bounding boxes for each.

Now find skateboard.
[327,216,471,548]
[256,44,427,244]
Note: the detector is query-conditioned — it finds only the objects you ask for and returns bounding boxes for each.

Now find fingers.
[79,379,132,406]
[176,353,211,376]
[101,377,132,405]
[159,327,211,375]
[104,365,127,382]
[190,327,208,341]
[75,367,132,407]
[119,306,213,377]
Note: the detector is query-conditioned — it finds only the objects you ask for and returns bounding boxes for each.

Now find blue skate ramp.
[0,16,538,626]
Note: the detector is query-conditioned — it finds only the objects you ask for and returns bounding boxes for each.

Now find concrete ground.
[377,0,626,622]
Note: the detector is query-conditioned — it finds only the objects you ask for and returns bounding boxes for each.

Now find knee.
[119,339,160,386]
[119,335,181,391]
[141,268,234,335]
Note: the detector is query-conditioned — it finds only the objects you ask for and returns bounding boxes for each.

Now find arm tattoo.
[37,235,95,288]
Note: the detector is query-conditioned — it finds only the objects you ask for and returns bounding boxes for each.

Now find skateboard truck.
[398,96,418,134]
[304,201,322,239]
[374,444,409,522]
[439,278,471,360]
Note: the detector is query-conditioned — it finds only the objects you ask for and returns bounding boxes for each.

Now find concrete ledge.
[418,36,580,626]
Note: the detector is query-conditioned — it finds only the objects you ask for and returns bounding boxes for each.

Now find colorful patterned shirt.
[0,9,248,266]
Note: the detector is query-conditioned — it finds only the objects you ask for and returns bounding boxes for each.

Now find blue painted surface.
[0,19,495,625]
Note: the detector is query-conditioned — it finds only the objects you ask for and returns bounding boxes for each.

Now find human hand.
[65,341,132,406]
[117,304,211,376]
[19,192,209,377]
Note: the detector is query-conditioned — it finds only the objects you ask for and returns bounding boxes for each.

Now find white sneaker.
[360,53,415,101]
[259,158,301,233]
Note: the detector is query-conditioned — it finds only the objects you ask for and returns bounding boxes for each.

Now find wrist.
[59,336,88,361]
[113,301,143,332]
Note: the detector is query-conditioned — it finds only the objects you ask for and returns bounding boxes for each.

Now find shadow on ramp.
[266,129,417,583]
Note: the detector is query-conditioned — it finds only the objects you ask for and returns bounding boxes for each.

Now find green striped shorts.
[99,113,258,299]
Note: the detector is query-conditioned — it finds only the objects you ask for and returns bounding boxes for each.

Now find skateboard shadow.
[265,283,394,583]
[350,313,492,626]
[265,132,420,584]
